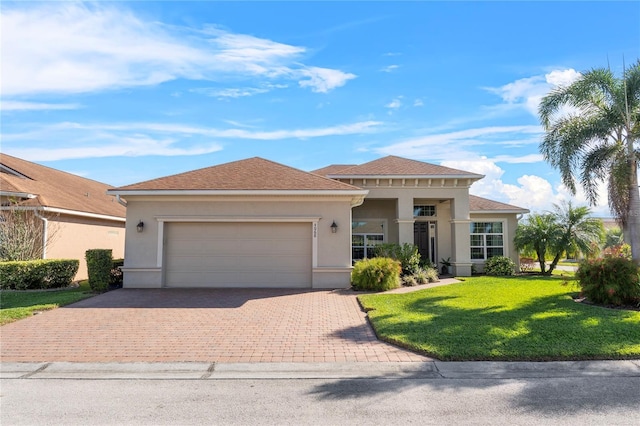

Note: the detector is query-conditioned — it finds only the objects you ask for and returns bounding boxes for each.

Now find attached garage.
[164,222,312,288]
[108,157,368,289]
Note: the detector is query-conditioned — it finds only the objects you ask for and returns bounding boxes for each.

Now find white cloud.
[1,3,355,97]
[298,67,356,93]
[2,120,383,161]
[190,83,288,98]
[413,99,424,107]
[0,101,81,111]
[443,157,610,215]
[484,68,582,116]
[7,137,224,161]
[375,125,542,160]
[386,98,402,109]
[380,65,399,73]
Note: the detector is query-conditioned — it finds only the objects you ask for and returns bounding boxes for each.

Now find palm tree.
[549,201,604,269]
[538,60,640,263]
[514,213,562,275]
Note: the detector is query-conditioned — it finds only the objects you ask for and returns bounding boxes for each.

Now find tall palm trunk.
[627,137,640,262]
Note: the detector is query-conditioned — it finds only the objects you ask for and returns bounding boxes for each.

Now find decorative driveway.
[0,288,429,363]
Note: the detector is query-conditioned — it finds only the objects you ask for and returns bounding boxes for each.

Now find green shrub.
[0,259,79,290]
[85,249,113,293]
[485,256,516,276]
[576,257,640,306]
[352,257,401,291]
[602,244,632,260]
[374,243,421,275]
[109,258,124,288]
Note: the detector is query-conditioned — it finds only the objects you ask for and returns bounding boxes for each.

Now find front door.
[414,222,437,265]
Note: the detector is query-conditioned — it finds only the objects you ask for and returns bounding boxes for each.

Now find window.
[470,221,504,260]
[352,219,385,260]
[414,205,436,217]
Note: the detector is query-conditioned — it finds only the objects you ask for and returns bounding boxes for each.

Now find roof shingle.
[469,195,529,213]
[326,156,483,177]
[0,154,126,218]
[114,157,362,191]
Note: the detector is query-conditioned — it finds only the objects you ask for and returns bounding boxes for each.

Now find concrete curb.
[2,360,639,380]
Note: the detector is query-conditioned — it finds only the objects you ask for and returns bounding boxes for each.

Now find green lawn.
[358,275,640,361]
[0,281,94,325]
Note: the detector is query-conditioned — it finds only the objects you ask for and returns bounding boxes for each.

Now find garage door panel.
[165,222,312,288]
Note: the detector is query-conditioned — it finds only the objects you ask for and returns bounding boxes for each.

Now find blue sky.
[2,1,639,216]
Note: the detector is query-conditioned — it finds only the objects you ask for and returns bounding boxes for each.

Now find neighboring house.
[0,154,126,279]
[108,156,528,289]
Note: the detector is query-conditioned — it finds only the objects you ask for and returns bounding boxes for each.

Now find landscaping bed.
[358,275,640,361]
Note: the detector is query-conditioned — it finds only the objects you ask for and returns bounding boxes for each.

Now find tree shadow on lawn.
[370,289,640,362]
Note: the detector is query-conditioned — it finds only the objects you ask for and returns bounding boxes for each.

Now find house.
[0,154,126,279]
[108,156,528,289]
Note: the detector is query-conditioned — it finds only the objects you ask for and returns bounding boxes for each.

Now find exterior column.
[396,194,415,245]
[450,195,472,276]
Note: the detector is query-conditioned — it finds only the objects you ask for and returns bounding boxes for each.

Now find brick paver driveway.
[0,288,428,363]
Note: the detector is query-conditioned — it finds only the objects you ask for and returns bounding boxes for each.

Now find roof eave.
[327,174,485,180]
[107,189,370,197]
[471,209,530,214]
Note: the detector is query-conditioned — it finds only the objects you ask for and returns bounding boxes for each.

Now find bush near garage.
[85,249,113,293]
[109,258,124,288]
[352,257,401,291]
[484,256,516,276]
[0,259,79,290]
[576,257,640,306]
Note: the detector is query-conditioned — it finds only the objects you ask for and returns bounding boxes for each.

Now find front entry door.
[414,222,437,264]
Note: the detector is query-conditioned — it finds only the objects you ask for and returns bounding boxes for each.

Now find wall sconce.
[136,220,144,233]
[330,221,338,233]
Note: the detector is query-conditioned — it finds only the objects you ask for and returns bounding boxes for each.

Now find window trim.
[352,218,387,260]
[413,204,437,218]
[470,219,506,262]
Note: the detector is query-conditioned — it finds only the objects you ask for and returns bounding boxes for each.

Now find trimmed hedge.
[0,259,79,290]
[86,249,112,293]
[352,257,401,291]
[576,257,640,306]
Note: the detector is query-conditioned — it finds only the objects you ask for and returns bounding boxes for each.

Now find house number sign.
[313,222,317,238]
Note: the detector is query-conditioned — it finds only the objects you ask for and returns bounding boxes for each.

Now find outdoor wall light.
[330,221,338,233]
[136,220,144,233]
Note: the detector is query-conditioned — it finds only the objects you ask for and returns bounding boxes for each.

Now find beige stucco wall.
[469,213,521,273]
[347,183,473,275]
[120,194,356,289]
[46,214,126,280]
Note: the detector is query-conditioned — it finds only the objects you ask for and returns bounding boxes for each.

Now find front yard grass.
[0,281,94,326]
[358,275,640,361]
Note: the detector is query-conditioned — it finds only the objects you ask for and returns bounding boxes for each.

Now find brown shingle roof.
[327,155,483,177]
[310,164,356,177]
[113,157,361,191]
[469,195,529,213]
[0,154,126,218]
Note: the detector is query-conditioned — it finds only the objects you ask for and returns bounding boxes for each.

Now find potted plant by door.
[440,258,452,275]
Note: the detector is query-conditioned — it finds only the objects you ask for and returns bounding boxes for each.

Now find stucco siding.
[121,195,355,288]
[46,214,125,279]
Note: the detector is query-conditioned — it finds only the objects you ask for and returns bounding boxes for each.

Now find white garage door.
[164,222,312,288]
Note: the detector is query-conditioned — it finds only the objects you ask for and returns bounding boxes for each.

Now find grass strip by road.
[0,281,94,325]
[358,275,640,361]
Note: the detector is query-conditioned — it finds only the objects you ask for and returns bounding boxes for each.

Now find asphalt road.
[2,362,639,425]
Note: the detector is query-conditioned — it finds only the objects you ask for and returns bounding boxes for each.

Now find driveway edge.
[2,360,638,380]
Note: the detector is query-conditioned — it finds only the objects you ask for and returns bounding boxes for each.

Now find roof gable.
[310,164,356,177]
[114,157,361,191]
[0,154,126,218]
[327,155,483,178]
